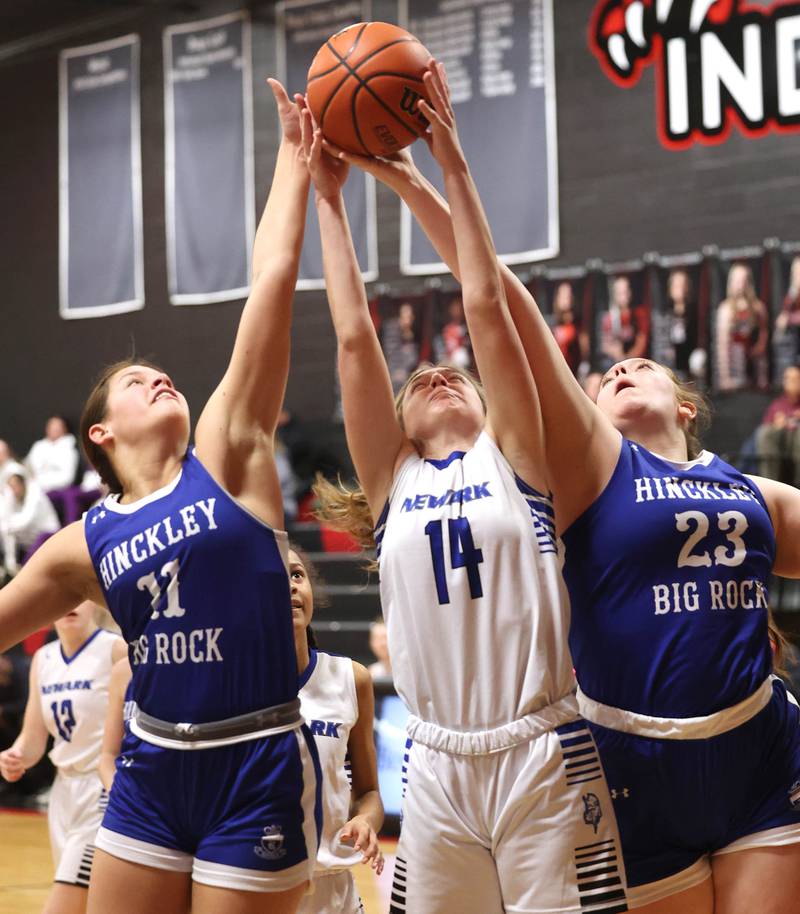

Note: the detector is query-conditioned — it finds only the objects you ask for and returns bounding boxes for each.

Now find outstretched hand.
[267,78,302,147]
[320,140,421,192]
[417,60,465,173]
[340,815,384,874]
[300,104,350,199]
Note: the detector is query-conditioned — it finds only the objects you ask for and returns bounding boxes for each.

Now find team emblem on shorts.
[254,825,286,860]
[582,792,603,833]
[790,781,800,811]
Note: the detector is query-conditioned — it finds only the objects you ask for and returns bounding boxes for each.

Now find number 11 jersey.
[376,432,575,732]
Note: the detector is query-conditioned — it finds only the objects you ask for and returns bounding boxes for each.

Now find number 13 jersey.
[37,629,118,775]
[376,432,575,732]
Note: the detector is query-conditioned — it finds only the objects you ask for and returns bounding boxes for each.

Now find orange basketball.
[306,22,432,158]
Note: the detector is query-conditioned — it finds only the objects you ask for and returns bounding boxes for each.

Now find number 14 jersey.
[376,432,575,732]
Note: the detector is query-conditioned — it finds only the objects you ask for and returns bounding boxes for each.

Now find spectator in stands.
[435,296,472,371]
[775,256,800,360]
[367,617,392,682]
[1,473,60,577]
[551,281,586,377]
[382,302,421,393]
[27,416,99,524]
[25,416,79,493]
[0,440,25,487]
[600,275,649,369]
[653,268,704,382]
[755,364,800,485]
[715,262,769,391]
[0,441,26,535]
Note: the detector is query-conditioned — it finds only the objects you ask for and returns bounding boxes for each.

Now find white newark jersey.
[377,432,575,732]
[37,629,118,775]
[299,650,361,874]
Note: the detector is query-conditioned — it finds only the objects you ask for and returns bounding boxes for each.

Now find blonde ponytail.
[312,473,377,551]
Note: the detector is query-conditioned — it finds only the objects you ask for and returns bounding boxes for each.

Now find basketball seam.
[319,70,356,130]
[351,78,424,148]
[308,22,368,85]
[326,37,427,151]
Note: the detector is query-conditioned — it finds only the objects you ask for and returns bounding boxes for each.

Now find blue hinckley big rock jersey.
[84,451,297,724]
[562,440,775,719]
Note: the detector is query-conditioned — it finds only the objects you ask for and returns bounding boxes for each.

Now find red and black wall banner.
[589,0,800,149]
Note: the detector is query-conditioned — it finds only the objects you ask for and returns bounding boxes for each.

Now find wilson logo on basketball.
[399,87,428,126]
[588,0,800,150]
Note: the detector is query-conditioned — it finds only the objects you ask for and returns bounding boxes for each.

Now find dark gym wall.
[2,0,800,453]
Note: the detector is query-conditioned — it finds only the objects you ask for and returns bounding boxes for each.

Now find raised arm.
[417,64,546,489]
[0,522,104,654]
[0,655,49,781]
[195,80,309,529]
[302,110,410,520]
[325,134,620,529]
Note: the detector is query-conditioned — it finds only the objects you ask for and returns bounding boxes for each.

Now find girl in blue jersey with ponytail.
[0,81,320,914]
[330,126,800,914]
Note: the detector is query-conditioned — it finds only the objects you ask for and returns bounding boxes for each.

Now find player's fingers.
[266,77,289,108]
[437,62,455,116]
[322,138,366,166]
[300,108,313,155]
[417,98,443,129]
[310,128,324,165]
[427,60,449,113]
[422,69,447,116]
[438,59,452,96]
[293,92,307,111]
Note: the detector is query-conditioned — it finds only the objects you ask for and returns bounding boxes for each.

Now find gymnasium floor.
[0,809,396,914]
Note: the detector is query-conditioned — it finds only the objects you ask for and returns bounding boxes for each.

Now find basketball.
[306,22,432,158]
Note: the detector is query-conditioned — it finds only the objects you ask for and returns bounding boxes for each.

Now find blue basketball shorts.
[96,724,322,892]
[589,679,800,907]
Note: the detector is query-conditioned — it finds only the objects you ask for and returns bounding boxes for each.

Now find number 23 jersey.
[562,440,775,719]
[376,432,575,732]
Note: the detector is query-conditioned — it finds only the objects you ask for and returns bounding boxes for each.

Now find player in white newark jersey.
[97,547,384,914]
[307,64,627,914]
[289,547,383,914]
[0,601,125,914]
